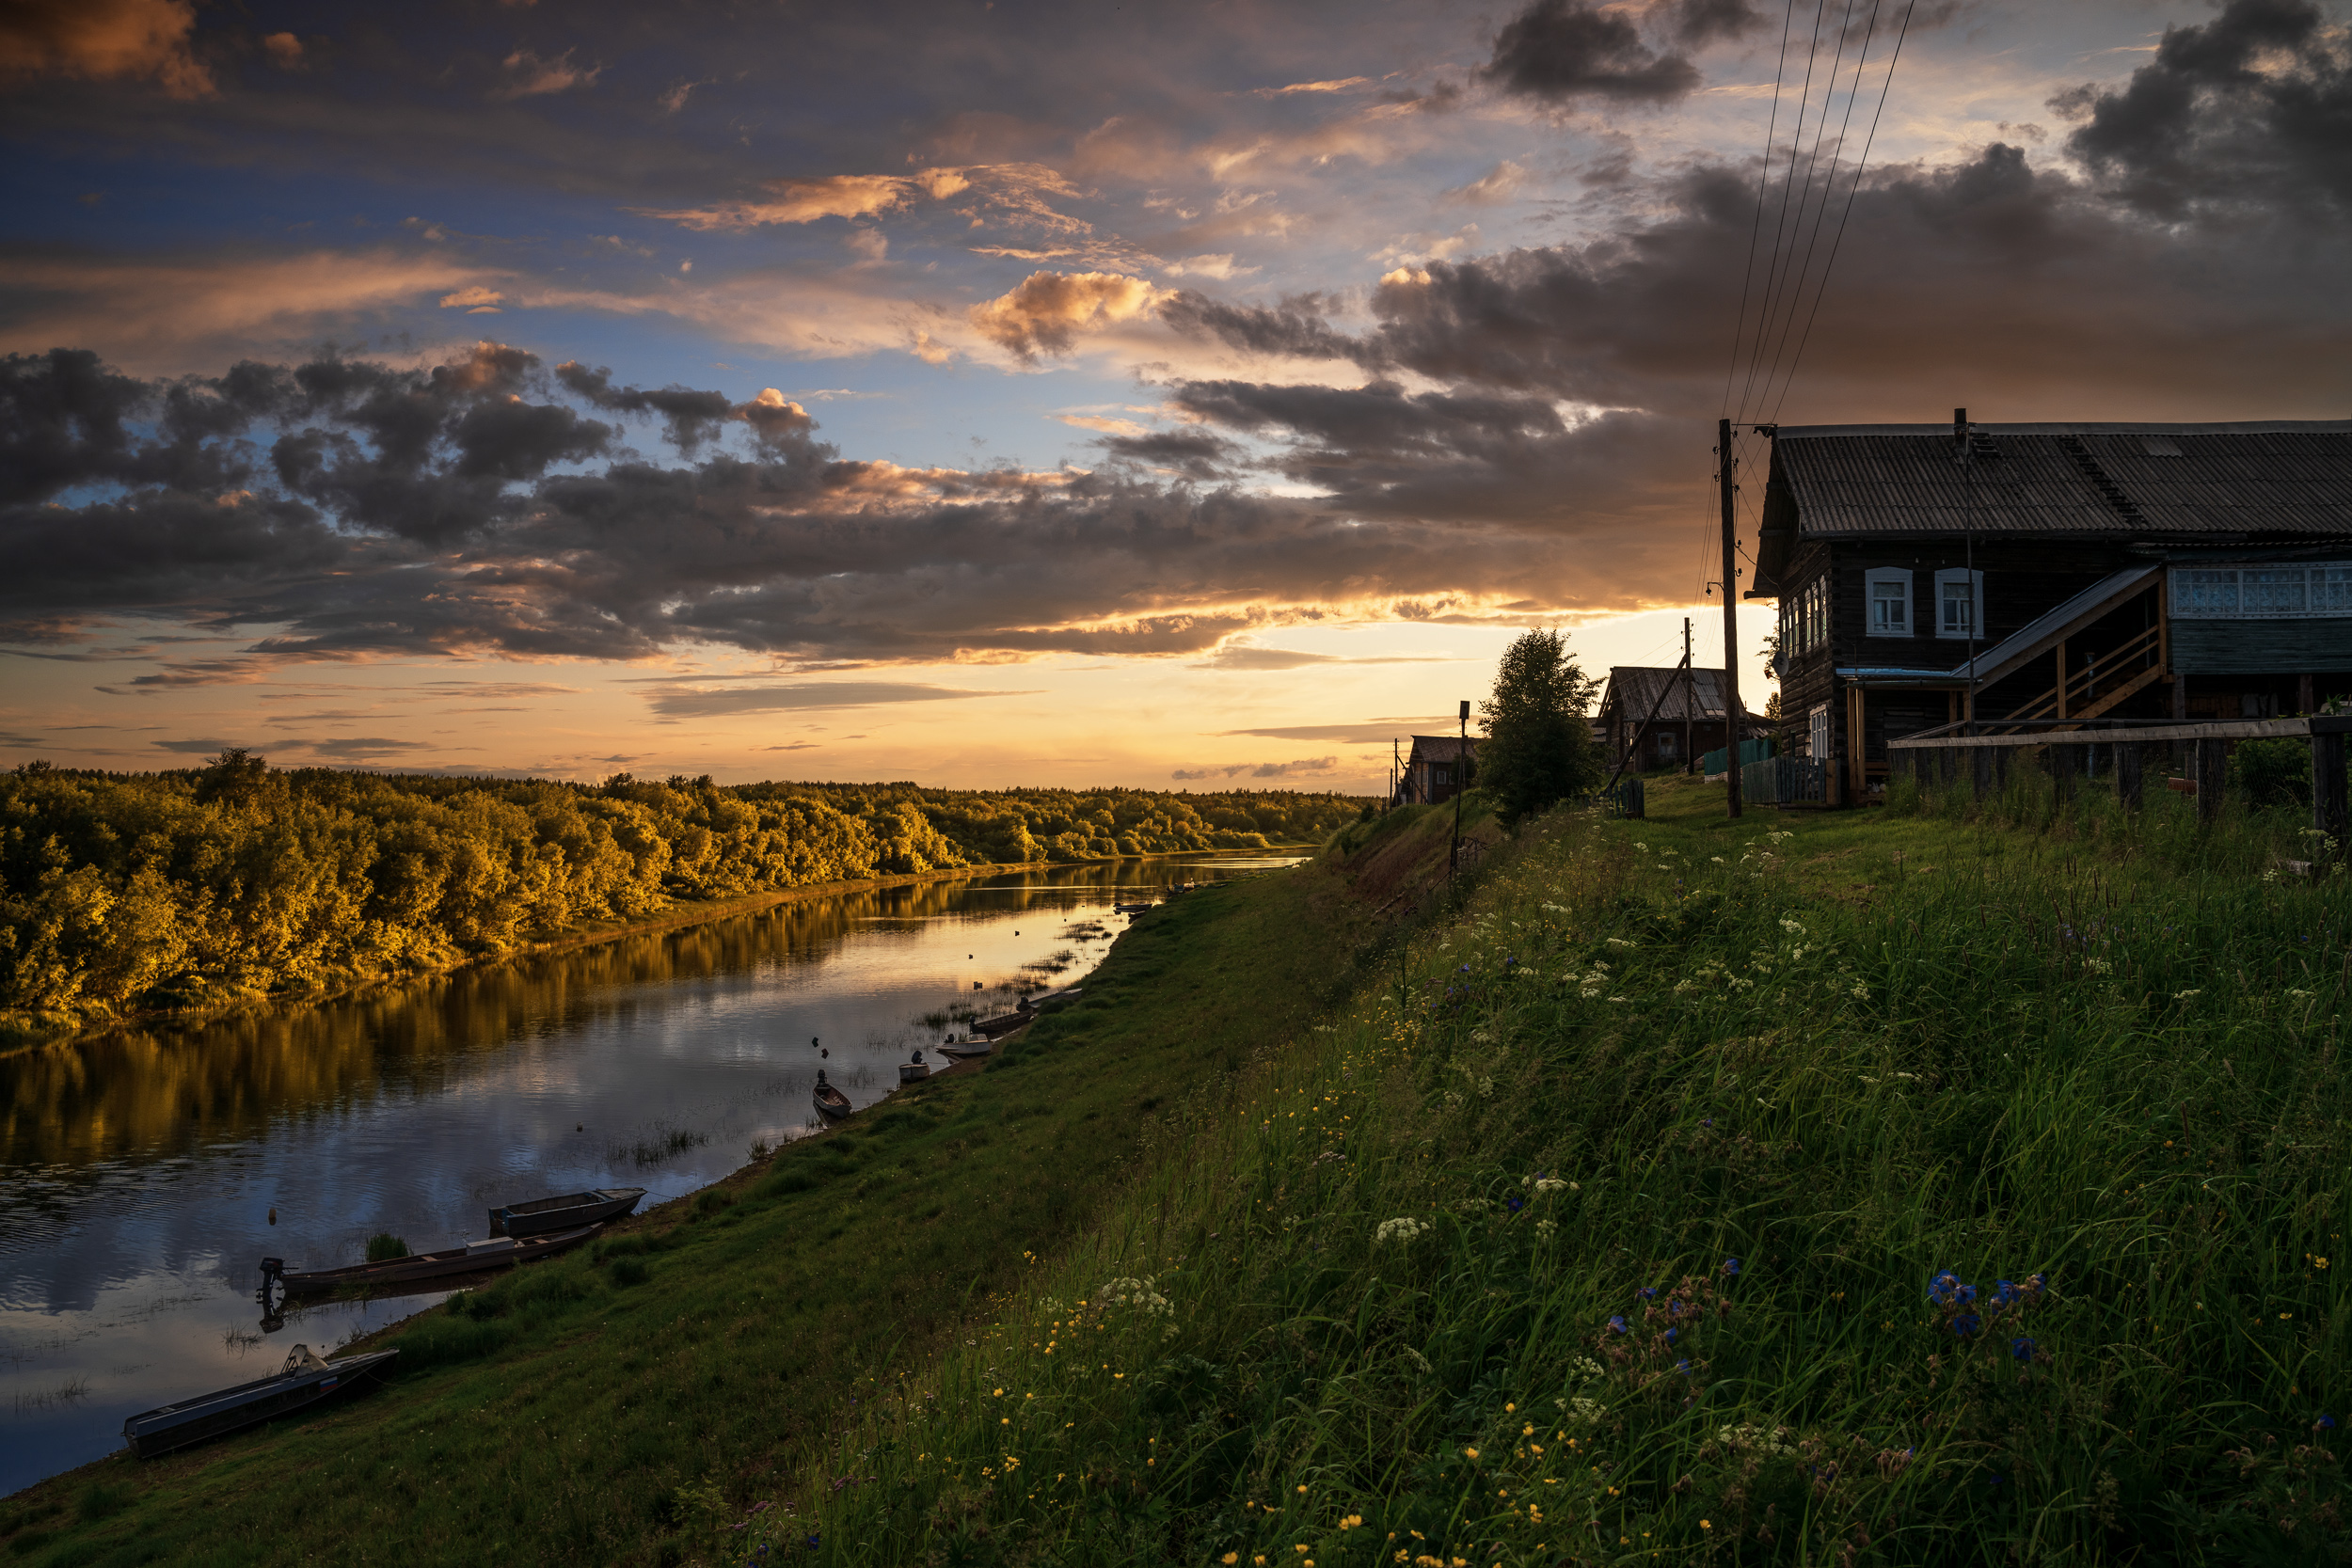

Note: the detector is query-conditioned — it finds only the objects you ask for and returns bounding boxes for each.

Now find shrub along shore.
[8,771,2350,1563]
[0,756,1364,1047]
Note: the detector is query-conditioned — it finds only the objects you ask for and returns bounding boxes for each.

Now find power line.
[1754,0,1880,418]
[1767,0,1919,424]
[1734,0,1836,424]
[1720,0,1803,420]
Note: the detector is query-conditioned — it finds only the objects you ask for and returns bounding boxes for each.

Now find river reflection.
[0,855,1295,1495]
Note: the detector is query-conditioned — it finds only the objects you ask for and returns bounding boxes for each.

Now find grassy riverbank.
[0,814,1428,1563]
[777,772,2352,1564]
[14,772,2349,1563]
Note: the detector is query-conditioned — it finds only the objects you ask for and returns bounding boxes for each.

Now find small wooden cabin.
[1751,419,2352,799]
[1398,735,1477,805]
[1596,666,1758,773]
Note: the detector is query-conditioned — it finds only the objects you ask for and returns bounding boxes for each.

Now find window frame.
[2173,562,2352,619]
[1863,566,1914,638]
[1933,567,1985,641]
[1807,702,1831,762]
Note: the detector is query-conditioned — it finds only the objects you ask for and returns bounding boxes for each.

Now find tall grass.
[797,789,2352,1564]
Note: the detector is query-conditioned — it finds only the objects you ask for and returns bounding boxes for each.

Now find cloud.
[1056,413,1151,437]
[1189,643,1427,671]
[968,270,1167,359]
[644,683,1014,718]
[1220,721,1461,742]
[0,0,212,97]
[0,248,501,374]
[495,47,599,101]
[1260,77,1372,96]
[261,31,302,69]
[1093,428,1241,480]
[439,285,506,310]
[1660,0,1768,47]
[295,736,441,760]
[1441,161,1528,205]
[2059,0,2352,221]
[641,171,960,230]
[1481,0,1702,104]
[1170,756,1338,780]
[1163,254,1257,279]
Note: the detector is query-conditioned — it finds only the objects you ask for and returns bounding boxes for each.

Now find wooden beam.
[2116,740,2142,811]
[2315,731,2348,854]
[2055,639,2068,721]
[1891,715,2352,750]
[2197,736,2226,825]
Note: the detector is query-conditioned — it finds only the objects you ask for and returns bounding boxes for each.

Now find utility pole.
[1957,407,1977,734]
[1391,736,1400,808]
[1682,616,1695,774]
[1718,417,1743,818]
[1449,698,1468,880]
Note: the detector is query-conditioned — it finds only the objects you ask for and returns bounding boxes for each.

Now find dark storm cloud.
[556,362,736,454]
[1156,292,1359,363]
[1481,0,1703,104]
[2058,0,2352,220]
[1093,428,1240,480]
[1169,756,1337,781]
[1,341,1622,674]
[1663,0,1769,47]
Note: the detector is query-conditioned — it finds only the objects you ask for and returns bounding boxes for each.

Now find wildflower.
[1722,1258,1740,1277]
[1950,1312,1981,1338]
[2174,990,2202,1001]
[1465,1447,1481,1459]
[2010,1336,2037,1362]
[1779,918,1805,935]
[1637,1286,1658,1301]
[2319,1416,2339,1430]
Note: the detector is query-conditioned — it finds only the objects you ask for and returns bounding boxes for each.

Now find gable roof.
[1404,735,1477,766]
[1601,666,1740,721]
[1755,420,2352,592]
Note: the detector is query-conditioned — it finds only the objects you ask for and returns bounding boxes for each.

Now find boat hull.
[489,1186,646,1238]
[122,1350,399,1459]
[813,1088,852,1121]
[281,1224,602,1295]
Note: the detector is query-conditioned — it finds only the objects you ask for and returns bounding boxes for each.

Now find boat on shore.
[898,1050,932,1085]
[971,1008,1031,1038]
[1113,900,1154,913]
[488,1186,645,1238]
[121,1345,398,1459]
[936,1031,993,1060]
[276,1223,603,1297]
[813,1069,851,1121]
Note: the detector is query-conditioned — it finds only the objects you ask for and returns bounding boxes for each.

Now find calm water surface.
[0,854,1301,1495]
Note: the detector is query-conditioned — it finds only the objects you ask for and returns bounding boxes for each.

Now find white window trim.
[2173,562,2352,619]
[1864,567,1914,638]
[1807,702,1831,762]
[1933,568,1985,641]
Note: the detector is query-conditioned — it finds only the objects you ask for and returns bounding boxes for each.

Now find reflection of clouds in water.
[0,857,1242,1493]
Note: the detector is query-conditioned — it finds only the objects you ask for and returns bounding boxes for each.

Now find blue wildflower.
[1505,956,1518,965]
[1994,1279,2021,1306]
[1722,1257,1741,1277]
[1608,1315,1628,1334]
[2010,1336,2037,1362]
[1637,1285,1658,1301]
[1676,1358,1692,1376]
[2320,1416,2340,1430]
[1459,964,1471,973]
[1950,1312,1981,1338]
[1665,1326,1678,1344]
[1507,1196,1523,1212]
[1701,1117,1713,1127]
[1927,1271,1961,1306]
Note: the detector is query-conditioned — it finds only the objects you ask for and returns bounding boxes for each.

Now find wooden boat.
[971,1008,1030,1038]
[121,1345,398,1459]
[812,1069,851,1121]
[488,1186,645,1238]
[278,1223,602,1296]
[936,1032,993,1060]
[1113,900,1154,913]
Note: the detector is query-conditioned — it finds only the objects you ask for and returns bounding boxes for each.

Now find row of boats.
[126,919,1153,1462]
[123,1185,651,1458]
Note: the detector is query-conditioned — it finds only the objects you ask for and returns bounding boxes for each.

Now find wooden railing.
[1991,621,2163,731]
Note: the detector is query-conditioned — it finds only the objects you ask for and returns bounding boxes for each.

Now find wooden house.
[1398,735,1477,805]
[1751,419,2352,799]
[1596,666,1760,773]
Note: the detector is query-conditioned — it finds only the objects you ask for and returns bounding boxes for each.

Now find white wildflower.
[2083,958,2111,974]
[2174,990,2202,1001]
[1605,937,1637,950]
[1779,918,1805,935]
[1375,1217,1427,1245]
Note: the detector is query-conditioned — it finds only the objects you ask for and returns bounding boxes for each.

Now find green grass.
[0,853,1386,1566]
[788,772,2352,1564]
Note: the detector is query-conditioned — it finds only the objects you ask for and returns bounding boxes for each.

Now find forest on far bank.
[0,753,1369,1039]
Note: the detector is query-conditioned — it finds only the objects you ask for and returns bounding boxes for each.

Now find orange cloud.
[261,31,301,68]
[969,271,1166,359]
[0,0,212,97]
[494,47,597,100]
[438,286,506,311]
[644,171,946,230]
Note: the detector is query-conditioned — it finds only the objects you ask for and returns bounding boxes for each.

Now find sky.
[2,0,2348,795]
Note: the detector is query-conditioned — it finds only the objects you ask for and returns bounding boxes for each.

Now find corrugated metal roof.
[1768,423,2352,541]
[1603,666,1737,720]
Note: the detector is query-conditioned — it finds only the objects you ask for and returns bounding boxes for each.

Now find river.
[0,853,1303,1496]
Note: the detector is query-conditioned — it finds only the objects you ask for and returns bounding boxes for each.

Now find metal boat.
[121,1345,398,1459]
[487,1186,645,1238]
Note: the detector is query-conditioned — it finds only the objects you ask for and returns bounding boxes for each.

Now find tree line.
[0,754,1366,1038]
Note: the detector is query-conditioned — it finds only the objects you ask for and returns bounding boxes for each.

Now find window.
[1865,567,1913,637]
[1934,568,1984,641]
[1780,574,1832,656]
[1655,730,1679,758]
[1807,703,1831,762]
[2174,563,2352,618]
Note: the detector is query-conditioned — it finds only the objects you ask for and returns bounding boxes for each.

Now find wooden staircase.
[1990,621,2165,731]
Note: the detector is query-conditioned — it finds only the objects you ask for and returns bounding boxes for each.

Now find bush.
[691,1188,734,1218]
[365,1233,411,1261]
[609,1257,651,1288]
[2232,736,2311,809]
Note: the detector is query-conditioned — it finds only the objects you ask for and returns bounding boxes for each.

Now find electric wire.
[1719,0,1803,420]
[1765,0,1919,424]
[1753,0,1881,419]
[1733,0,1836,424]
